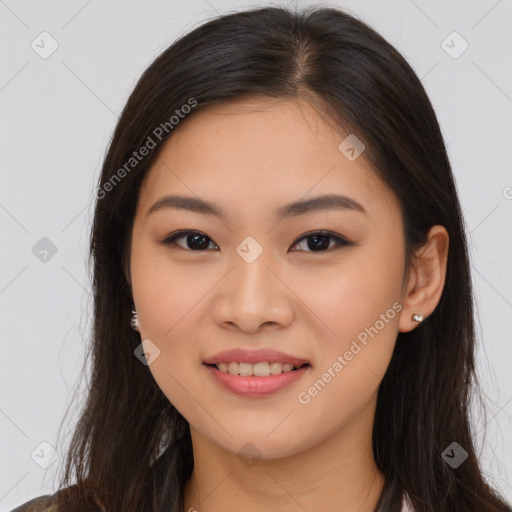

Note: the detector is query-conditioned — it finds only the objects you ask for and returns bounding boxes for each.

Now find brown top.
[9,493,104,512]
[10,494,55,512]
[11,491,414,511]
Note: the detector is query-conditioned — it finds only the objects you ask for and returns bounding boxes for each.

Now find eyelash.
[161,229,352,253]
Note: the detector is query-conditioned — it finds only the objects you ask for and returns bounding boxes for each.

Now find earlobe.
[398,225,449,333]
[411,313,424,324]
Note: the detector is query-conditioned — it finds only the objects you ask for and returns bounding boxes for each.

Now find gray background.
[1,0,511,509]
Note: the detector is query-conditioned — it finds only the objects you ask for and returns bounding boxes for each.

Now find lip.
[202,348,310,366]
[204,363,310,397]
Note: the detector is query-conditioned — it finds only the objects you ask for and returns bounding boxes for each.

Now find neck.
[183,398,385,512]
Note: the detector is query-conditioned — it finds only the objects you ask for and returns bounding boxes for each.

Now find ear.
[398,225,449,333]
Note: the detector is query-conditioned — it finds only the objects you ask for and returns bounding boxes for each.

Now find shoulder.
[9,494,55,512]
[10,489,104,512]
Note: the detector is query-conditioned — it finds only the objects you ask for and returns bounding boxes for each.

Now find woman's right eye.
[162,230,219,251]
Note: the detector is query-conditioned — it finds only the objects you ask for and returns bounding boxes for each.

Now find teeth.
[214,361,303,376]
[269,362,282,375]
[239,362,252,376]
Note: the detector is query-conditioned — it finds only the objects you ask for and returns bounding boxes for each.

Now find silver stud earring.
[411,313,423,324]
[130,304,139,331]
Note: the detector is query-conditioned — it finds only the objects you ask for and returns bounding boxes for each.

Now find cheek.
[290,241,404,405]
[132,269,207,424]
[294,275,400,436]
[130,240,211,338]
[292,247,404,348]
[130,240,217,391]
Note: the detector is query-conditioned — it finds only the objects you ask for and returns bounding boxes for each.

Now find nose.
[210,246,295,334]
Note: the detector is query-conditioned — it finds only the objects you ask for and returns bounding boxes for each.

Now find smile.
[203,362,311,397]
[212,361,309,376]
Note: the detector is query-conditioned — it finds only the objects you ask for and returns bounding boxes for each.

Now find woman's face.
[129,97,408,459]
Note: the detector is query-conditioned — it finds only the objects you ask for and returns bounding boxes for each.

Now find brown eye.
[289,231,352,253]
[162,230,218,251]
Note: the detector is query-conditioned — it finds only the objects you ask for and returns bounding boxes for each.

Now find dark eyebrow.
[146,193,367,219]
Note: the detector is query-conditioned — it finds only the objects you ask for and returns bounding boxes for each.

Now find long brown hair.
[48,5,511,512]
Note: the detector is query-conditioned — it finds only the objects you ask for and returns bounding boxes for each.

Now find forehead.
[137,97,400,221]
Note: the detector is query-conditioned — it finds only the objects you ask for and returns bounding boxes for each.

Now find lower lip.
[204,364,310,397]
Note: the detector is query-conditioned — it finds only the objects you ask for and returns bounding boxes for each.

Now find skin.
[128,96,449,512]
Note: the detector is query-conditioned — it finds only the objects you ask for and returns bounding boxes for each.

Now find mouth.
[203,361,311,397]
[203,361,311,377]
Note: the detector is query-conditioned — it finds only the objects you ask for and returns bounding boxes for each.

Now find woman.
[11,5,511,512]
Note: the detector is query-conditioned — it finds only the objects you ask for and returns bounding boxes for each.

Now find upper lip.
[203,348,310,367]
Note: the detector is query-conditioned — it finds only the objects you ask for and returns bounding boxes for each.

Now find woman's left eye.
[290,231,352,252]
[161,230,352,253]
